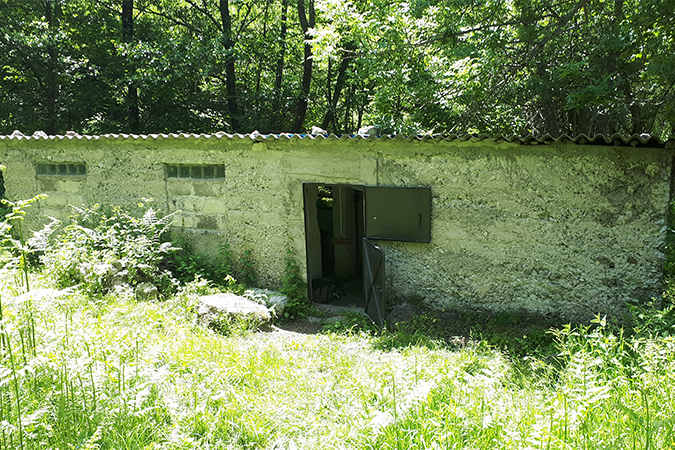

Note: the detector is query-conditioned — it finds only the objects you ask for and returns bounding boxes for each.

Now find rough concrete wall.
[0,136,671,318]
[0,138,167,220]
[0,137,377,288]
[375,140,672,319]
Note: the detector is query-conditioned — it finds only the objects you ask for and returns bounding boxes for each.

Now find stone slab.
[197,292,272,332]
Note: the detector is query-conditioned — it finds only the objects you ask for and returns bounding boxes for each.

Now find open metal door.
[363,238,385,327]
[364,186,431,242]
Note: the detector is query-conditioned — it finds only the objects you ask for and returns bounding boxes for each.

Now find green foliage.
[0,194,49,291]
[368,319,675,450]
[0,288,173,450]
[551,315,632,375]
[631,299,675,338]
[322,312,379,335]
[664,200,675,280]
[374,307,558,357]
[2,0,672,137]
[0,165,9,219]
[206,311,266,337]
[632,197,675,338]
[279,250,310,319]
[475,311,557,358]
[41,202,177,297]
[2,264,675,449]
[237,247,257,288]
[166,235,234,286]
[374,314,446,350]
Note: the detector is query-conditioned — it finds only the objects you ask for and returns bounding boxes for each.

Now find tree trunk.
[45,0,59,135]
[320,42,353,131]
[255,1,271,97]
[343,84,351,133]
[122,0,140,133]
[273,0,288,131]
[219,0,240,131]
[610,0,641,134]
[292,0,314,133]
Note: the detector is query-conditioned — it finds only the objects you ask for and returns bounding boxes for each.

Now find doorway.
[303,184,365,307]
[304,183,431,325]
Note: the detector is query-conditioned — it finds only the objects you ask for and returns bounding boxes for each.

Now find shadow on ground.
[269,299,590,358]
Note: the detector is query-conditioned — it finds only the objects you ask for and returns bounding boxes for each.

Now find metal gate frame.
[363,238,385,327]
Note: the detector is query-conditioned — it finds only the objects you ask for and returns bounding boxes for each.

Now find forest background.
[0,0,673,138]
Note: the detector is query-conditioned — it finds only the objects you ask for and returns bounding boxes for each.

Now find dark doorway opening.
[304,183,431,325]
[303,184,365,307]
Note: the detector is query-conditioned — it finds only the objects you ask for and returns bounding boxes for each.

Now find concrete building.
[1,131,673,323]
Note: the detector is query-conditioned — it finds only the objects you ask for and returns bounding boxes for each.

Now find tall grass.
[1,196,675,448]
[1,262,675,449]
[0,275,172,450]
[368,325,675,449]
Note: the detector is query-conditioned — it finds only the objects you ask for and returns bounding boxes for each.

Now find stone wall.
[0,134,672,319]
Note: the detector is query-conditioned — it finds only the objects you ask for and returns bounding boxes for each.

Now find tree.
[0,0,67,134]
[291,0,315,133]
[0,0,672,137]
[122,0,140,132]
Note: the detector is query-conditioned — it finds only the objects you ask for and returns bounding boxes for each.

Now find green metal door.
[364,186,431,242]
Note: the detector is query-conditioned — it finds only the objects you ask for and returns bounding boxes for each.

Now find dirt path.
[261,303,368,340]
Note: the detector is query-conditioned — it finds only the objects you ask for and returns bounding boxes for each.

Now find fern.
[26,216,61,252]
[41,202,178,297]
[0,194,48,291]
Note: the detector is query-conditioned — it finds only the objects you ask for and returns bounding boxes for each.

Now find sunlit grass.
[1,263,675,449]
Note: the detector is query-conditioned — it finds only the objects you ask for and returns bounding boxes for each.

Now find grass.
[1,262,675,449]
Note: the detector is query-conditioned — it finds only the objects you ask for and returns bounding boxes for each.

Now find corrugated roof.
[1,130,673,148]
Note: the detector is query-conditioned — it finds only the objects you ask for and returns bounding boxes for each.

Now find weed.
[280,250,310,319]
[374,314,445,350]
[166,235,234,286]
[0,194,49,292]
[41,202,177,297]
[2,260,675,449]
[0,165,9,220]
[632,294,675,338]
[236,238,257,288]
[322,312,379,335]
[207,312,265,336]
[374,306,559,356]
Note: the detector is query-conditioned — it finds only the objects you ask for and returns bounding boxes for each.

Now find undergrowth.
[1,197,675,448]
[280,249,312,319]
[2,269,675,449]
[165,234,234,285]
[38,201,179,297]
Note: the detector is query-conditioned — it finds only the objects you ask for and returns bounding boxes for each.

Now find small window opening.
[166,164,225,180]
[36,162,86,176]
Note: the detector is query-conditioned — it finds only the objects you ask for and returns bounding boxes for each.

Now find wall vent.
[165,164,225,180]
[36,162,86,176]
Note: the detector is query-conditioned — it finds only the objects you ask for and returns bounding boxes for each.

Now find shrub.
[631,297,675,338]
[0,164,10,219]
[41,202,178,297]
[164,234,234,286]
[0,193,51,291]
